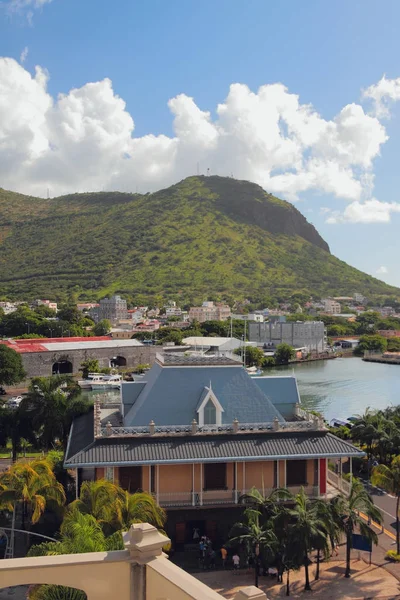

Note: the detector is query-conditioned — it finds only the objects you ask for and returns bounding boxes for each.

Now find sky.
[1,0,400,287]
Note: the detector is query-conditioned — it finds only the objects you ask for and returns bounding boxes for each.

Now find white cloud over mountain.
[1,57,400,223]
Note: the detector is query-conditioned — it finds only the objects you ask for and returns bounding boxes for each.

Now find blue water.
[264,357,400,422]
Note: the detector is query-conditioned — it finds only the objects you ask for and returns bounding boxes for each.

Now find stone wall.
[21,345,158,378]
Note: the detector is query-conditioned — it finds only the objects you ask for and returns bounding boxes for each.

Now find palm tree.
[21,375,91,451]
[372,456,400,554]
[350,408,380,462]
[0,405,35,462]
[28,512,123,600]
[69,479,166,534]
[0,458,66,528]
[240,486,293,521]
[118,489,166,530]
[287,488,328,591]
[229,508,277,588]
[331,480,382,577]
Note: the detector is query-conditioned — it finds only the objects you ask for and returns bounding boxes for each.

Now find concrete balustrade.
[0,523,268,600]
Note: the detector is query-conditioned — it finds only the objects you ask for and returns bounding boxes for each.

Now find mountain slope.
[0,176,398,302]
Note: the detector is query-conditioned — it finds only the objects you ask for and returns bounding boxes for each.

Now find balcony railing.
[156,486,320,508]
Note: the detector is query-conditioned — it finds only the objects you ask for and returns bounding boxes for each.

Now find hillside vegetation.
[0,176,398,303]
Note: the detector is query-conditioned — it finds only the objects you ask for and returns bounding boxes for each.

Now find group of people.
[198,535,217,569]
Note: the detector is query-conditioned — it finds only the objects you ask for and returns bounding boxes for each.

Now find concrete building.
[182,336,243,354]
[189,301,231,323]
[231,313,264,322]
[249,321,326,352]
[93,295,128,324]
[65,354,363,546]
[32,299,58,312]
[322,299,341,315]
[0,337,156,379]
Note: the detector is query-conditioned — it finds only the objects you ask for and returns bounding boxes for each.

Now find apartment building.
[94,295,128,324]
[188,301,231,323]
[249,320,326,352]
[322,299,341,315]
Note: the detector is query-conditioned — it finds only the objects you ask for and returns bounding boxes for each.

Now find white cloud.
[0,58,395,211]
[2,0,52,23]
[326,198,400,224]
[363,75,400,118]
[20,46,28,63]
[376,266,388,274]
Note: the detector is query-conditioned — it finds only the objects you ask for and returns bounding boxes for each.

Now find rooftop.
[1,336,143,353]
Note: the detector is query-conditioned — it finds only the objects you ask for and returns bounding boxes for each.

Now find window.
[204,463,226,490]
[286,460,307,486]
[204,399,217,425]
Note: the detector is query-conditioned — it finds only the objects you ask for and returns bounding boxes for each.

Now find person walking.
[220,546,227,568]
[232,553,240,573]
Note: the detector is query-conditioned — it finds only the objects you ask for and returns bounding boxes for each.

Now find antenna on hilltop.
[47,188,50,199]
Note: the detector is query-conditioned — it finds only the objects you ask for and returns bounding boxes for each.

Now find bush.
[386,550,400,562]
[262,356,276,368]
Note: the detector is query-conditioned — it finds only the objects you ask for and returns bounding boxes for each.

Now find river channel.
[264,357,400,423]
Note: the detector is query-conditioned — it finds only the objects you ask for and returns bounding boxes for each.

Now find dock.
[362,353,400,365]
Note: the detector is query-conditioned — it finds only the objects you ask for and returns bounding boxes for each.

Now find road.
[364,480,398,545]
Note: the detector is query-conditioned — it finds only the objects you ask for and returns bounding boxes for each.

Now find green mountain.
[0,176,398,303]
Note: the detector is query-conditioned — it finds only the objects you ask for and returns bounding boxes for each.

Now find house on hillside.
[65,354,364,545]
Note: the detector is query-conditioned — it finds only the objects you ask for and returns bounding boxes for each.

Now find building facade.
[189,301,231,323]
[248,321,326,352]
[65,354,363,545]
[322,299,341,315]
[94,295,128,324]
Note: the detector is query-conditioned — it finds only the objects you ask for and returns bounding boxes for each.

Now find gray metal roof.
[252,376,300,406]
[122,362,285,426]
[64,431,364,467]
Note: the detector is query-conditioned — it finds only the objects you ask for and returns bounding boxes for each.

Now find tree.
[0,458,66,529]
[229,508,277,588]
[274,343,295,365]
[372,457,400,554]
[79,358,100,379]
[234,346,265,367]
[0,345,26,387]
[69,479,166,535]
[92,319,111,336]
[287,488,328,591]
[355,334,387,356]
[331,480,382,578]
[0,406,35,462]
[21,376,91,451]
[28,512,123,600]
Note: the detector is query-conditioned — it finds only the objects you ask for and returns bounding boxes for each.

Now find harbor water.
[264,357,400,422]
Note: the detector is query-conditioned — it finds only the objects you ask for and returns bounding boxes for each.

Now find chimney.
[149,420,155,435]
[233,418,239,433]
[191,419,198,435]
[273,417,280,432]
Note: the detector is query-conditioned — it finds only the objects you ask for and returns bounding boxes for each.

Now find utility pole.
[243,319,247,366]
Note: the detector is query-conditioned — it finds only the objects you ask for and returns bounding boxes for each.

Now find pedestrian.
[220,546,227,568]
[209,549,216,569]
[232,553,240,573]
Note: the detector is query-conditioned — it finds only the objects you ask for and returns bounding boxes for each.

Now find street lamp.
[48,328,53,338]
[25,322,30,334]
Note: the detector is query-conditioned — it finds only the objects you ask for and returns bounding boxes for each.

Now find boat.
[78,373,107,389]
[90,374,122,390]
[246,366,263,376]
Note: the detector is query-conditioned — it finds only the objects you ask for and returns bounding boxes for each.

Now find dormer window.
[204,399,217,425]
[197,386,224,426]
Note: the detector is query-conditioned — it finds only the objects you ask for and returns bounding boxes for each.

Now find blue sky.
[2,0,400,288]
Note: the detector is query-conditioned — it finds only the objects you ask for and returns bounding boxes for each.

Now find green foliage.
[274,343,295,364]
[262,356,276,368]
[0,304,94,338]
[354,334,387,356]
[79,359,100,379]
[92,319,111,336]
[387,337,400,352]
[386,550,400,562]
[234,345,264,366]
[0,345,26,386]
[0,176,398,302]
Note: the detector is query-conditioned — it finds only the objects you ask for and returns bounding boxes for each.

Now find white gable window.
[197,387,224,426]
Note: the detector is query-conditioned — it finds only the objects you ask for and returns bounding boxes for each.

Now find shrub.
[262,356,276,368]
[386,550,400,562]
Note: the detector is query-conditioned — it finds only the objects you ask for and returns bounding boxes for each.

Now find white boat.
[78,373,107,389]
[90,374,122,390]
[246,366,263,376]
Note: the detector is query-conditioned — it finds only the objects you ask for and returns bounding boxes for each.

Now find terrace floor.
[195,558,400,599]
